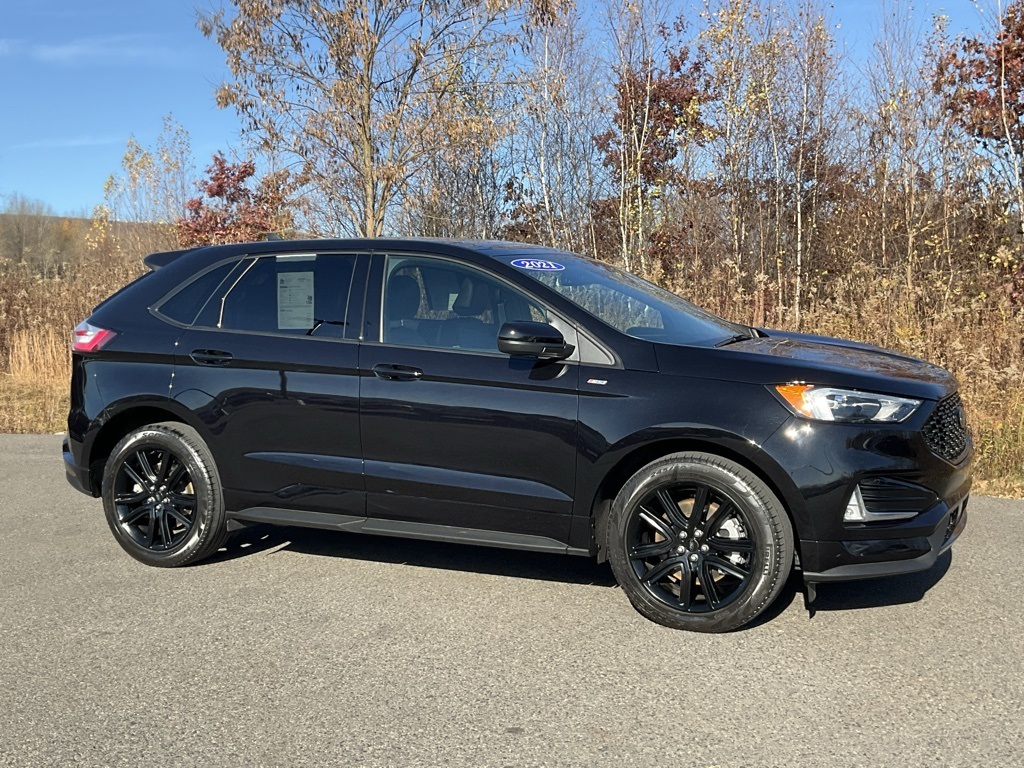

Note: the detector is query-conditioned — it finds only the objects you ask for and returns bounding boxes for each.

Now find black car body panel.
[572,365,802,533]
[172,327,365,516]
[359,344,580,540]
[64,238,972,589]
[654,337,957,401]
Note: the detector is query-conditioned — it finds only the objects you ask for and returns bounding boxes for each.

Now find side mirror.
[497,321,575,360]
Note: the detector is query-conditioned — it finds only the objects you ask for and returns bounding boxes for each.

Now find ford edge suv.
[63,239,971,632]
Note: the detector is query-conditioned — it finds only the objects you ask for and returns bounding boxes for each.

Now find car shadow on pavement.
[806,550,952,612]
[742,570,805,628]
[208,525,954,621]
[209,523,618,587]
[739,553,954,630]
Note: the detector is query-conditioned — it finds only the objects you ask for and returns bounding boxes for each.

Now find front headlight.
[773,384,921,423]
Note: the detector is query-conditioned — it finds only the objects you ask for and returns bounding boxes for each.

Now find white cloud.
[28,34,173,65]
[12,136,122,150]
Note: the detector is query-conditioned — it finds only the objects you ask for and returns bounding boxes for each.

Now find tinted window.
[510,254,742,346]
[383,256,546,352]
[200,254,358,338]
[157,261,238,325]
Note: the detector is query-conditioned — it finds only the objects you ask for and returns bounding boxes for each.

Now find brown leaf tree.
[937,0,1024,233]
[199,0,529,237]
[177,153,293,247]
[594,4,712,276]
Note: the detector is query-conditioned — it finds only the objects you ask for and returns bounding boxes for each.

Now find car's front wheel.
[101,422,227,567]
[607,452,793,632]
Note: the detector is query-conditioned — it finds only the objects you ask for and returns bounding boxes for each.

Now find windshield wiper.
[715,330,756,347]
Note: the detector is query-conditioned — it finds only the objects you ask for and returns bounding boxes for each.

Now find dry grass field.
[2,252,1022,496]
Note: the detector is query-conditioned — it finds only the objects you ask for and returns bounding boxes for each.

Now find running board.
[228,506,588,556]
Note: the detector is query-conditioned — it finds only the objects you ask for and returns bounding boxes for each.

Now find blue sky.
[0,0,988,218]
[0,1,238,216]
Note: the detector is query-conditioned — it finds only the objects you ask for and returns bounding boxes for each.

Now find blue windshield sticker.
[511,258,565,271]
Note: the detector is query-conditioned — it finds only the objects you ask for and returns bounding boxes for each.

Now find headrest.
[452,276,491,316]
[387,275,421,320]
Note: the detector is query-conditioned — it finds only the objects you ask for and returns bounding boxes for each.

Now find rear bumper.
[801,495,968,583]
[62,435,94,496]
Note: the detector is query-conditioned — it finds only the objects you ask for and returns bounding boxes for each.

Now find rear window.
[197,253,358,339]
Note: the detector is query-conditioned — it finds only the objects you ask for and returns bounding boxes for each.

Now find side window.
[156,260,240,326]
[199,253,358,338]
[383,256,546,352]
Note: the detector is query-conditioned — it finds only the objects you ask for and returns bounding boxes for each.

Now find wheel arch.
[589,436,804,563]
[85,399,206,495]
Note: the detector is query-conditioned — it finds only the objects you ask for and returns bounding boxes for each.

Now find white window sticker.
[277,272,314,329]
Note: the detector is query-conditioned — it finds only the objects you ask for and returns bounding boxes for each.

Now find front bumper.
[801,494,968,582]
[761,403,972,584]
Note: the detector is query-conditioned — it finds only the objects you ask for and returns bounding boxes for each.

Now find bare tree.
[699,0,763,271]
[0,194,57,272]
[95,116,195,256]
[200,0,527,237]
[781,0,837,324]
[399,41,514,240]
[510,3,609,255]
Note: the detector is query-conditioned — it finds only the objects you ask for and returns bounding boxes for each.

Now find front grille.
[922,392,969,462]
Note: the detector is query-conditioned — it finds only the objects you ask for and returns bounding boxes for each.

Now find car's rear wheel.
[607,452,793,632]
[101,422,227,567]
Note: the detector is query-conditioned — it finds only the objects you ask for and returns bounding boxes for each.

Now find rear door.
[358,252,580,548]
[168,251,368,517]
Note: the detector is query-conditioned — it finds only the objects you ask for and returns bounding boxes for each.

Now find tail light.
[72,321,117,352]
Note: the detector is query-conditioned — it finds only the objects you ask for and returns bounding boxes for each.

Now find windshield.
[506,253,744,347]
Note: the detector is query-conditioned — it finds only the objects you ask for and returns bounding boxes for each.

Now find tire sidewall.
[608,453,792,632]
[101,425,223,567]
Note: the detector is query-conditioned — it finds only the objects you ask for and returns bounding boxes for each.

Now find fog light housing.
[843,485,919,523]
[844,485,869,522]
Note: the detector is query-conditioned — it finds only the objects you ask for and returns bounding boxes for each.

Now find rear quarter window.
[91,270,158,314]
[155,261,240,326]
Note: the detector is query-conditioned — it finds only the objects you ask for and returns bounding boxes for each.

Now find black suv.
[64,239,971,632]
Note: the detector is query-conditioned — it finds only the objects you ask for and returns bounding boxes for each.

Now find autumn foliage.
[7,0,1024,493]
[938,4,1024,151]
[594,39,711,191]
[177,153,292,247]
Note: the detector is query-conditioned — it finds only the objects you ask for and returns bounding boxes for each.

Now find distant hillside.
[0,212,172,276]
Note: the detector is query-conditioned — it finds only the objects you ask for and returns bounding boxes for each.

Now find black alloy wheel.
[102,422,228,567]
[627,482,755,613]
[608,452,793,632]
[113,446,196,551]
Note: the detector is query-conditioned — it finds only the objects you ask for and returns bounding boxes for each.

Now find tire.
[101,421,228,567]
[607,452,793,633]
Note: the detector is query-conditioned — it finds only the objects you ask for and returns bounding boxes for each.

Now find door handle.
[190,349,234,366]
[372,363,423,381]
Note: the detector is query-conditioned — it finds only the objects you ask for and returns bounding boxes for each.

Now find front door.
[358,253,579,546]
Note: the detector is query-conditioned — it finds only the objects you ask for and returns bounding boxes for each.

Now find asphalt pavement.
[1,434,1021,767]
